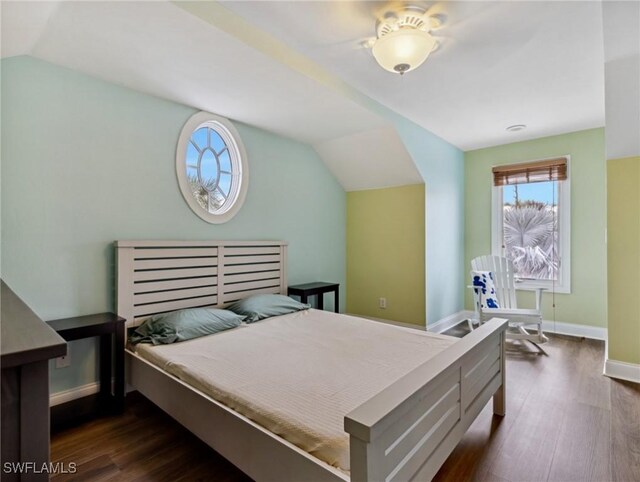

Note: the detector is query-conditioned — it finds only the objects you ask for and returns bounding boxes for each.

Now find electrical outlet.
[55,355,70,369]
[379,297,387,309]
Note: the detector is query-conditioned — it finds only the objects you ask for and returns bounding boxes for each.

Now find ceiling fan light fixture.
[372,28,437,74]
[371,6,441,75]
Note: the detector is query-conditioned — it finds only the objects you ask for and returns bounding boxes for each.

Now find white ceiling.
[0,0,624,180]
[0,1,58,59]
[222,0,607,150]
[0,1,387,145]
[313,126,422,191]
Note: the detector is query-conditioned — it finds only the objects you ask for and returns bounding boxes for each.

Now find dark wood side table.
[47,313,126,415]
[1,281,67,481]
[288,282,340,313]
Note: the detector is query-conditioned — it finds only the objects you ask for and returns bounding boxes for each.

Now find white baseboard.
[50,378,130,406]
[428,310,474,333]
[427,310,607,341]
[50,381,99,407]
[541,320,607,341]
[603,358,640,383]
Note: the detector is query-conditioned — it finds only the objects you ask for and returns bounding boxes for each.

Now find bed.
[116,240,508,482]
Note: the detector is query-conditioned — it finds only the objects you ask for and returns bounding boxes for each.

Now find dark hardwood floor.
[50,335,640,482]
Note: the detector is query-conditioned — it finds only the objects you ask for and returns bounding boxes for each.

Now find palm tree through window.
[502,181,559,280]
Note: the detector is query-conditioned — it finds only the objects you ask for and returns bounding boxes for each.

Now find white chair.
[470,255,548,347]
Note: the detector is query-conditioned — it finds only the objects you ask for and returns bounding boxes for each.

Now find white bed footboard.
[345,318,508,482]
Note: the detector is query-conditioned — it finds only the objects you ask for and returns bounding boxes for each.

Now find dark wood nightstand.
[288,282,340,313]
[47,313,126,415]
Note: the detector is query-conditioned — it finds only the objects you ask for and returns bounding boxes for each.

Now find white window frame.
[491,156,571,294]
[176,111,249,224]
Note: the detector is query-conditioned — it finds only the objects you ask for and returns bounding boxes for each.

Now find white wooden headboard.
[116,240,288,328]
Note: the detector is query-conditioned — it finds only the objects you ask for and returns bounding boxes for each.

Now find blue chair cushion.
[472,271,501,309]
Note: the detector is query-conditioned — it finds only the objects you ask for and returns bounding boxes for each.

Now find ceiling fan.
[363,4,448,75]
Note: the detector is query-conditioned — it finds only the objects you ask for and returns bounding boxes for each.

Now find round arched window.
[176,112,248,224]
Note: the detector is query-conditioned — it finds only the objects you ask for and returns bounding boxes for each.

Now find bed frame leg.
[493,332,506,416]
[493,384,505,416]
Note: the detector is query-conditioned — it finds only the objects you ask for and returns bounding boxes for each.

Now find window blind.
[492,157,567,186]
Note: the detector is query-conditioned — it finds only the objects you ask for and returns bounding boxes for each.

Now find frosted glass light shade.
[372,29,436,74]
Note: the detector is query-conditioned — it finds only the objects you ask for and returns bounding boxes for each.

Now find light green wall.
[607,156,640,364]
[347,184,425,326]
[392,118,465,325]
[464,128,607,328]
[1,56,346,393]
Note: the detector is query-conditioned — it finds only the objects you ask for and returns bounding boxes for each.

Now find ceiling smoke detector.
[506,124,527,132]
[372,6,440,75]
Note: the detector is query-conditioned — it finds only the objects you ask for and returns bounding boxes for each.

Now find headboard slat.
[224,279,281,293]
[221,286,281,304]
[133,247,218,259]
[225,272,280,284]
[223,254,281,265]
[134,286,217,305]
[134,277,217,293]
[135,257,217,270]
[224,246,282,256]
[224,264,281,275]
[133,296,218,318]
[133,267,218,282]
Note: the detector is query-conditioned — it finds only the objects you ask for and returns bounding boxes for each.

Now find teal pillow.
[130,308,244,345]
[227,294,310,323]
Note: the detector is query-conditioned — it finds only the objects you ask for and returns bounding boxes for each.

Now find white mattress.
[134,309,457,471]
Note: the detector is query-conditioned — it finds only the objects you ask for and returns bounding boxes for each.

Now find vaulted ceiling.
[0,1,387,145]
[222,1,606,150]
[1,1,623,189]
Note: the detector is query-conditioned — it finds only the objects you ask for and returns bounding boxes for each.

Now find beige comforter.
[134,309,456,471]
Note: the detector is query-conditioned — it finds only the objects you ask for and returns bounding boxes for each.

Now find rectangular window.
[491,157,571,293]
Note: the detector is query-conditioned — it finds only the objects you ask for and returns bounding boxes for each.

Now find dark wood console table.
[1,280,67,481]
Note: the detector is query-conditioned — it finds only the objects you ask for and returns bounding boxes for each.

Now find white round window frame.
[176,112,249,224]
